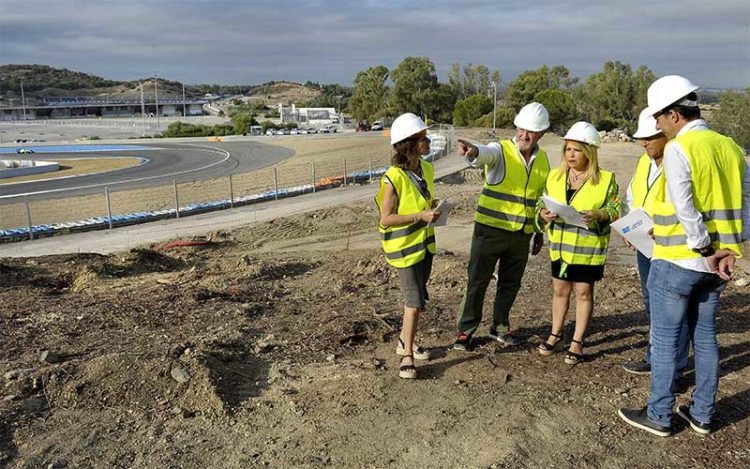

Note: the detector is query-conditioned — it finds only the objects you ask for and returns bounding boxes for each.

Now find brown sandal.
[538,332,564,356]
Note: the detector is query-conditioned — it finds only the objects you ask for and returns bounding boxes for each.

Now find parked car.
[16,148,34,154]
[356,120,371,132]
[265,129,275,136]
[371,121,384,131]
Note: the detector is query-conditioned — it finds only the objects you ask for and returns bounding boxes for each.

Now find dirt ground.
[2,140,750,468]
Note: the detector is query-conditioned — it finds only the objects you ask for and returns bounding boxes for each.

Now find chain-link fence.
[0,126,455,241]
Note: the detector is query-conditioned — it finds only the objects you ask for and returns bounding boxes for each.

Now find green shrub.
[471,106,516,128]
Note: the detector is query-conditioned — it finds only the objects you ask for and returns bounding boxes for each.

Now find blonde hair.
[556,140,601,185]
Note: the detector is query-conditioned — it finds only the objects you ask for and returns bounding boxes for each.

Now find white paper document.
[429,199,453,227]
[541,195,588,229]
[611,208,655,258]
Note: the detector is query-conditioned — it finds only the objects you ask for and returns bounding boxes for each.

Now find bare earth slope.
[1,136,749,468]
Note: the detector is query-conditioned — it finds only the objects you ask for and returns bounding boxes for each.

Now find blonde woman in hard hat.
[375,113,441,379]
[537,121,620,365]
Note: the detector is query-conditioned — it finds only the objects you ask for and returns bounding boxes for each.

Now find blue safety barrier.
[0,164,392,242]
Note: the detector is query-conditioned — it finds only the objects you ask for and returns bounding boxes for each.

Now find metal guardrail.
[0,125,455,242]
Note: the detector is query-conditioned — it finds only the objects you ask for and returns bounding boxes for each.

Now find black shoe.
[676,405,711,435]
[622,359,651,375]
[453,332,472,351]
[618,407,673,437]
[488,326,521,346]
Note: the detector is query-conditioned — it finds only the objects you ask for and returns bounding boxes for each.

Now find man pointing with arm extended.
[453,103,550,350]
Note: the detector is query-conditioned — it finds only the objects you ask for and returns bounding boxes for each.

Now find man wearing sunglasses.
[619,75,750,437]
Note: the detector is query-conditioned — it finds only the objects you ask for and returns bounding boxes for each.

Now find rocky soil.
[1,167,749,468]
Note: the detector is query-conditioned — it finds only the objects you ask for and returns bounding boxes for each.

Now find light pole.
[140,81,147,134]
[20,78,27,121]
[182,81,187,118]
[153,75,160,129]
[490,81,497,141]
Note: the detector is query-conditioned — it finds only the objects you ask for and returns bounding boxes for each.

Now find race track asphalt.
[0,141,294,203]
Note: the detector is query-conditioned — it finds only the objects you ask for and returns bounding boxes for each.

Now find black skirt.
[551,259,604,283]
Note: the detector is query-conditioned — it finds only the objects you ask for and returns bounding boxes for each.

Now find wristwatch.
[694,245,716,257]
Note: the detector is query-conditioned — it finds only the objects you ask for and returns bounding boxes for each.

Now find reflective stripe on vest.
[652,129,744,260]
[374,161,437,268]
[629,153,663,215]
[475,140,549,234]
[383,235,436,260]
[545,169,614,266]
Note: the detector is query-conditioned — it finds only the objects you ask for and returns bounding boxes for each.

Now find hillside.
[244,81,322,106]
[0,65,322,107]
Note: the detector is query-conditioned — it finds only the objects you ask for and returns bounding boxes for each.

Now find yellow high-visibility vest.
[374,161,437,268]
[546,169,615,266]
[475,140,549,234]
[652,129,744,260]
[629,153,664,216]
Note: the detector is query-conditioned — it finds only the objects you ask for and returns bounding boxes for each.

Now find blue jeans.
[646,260,725,427]
[636,252,689,368]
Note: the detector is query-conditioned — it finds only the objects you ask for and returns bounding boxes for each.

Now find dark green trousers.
[457,222,532,335]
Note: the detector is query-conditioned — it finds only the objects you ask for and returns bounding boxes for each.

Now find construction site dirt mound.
[1,166,749,468]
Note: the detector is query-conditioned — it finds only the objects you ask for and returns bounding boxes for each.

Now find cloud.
[0,0,747,88]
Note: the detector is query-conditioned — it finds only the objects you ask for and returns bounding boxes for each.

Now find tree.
[505,65,576,111]
[447,63,501,100]
[453,94,493,126]
[711,89,750,152]
[575,61,655,132]
[533,89,577,134]
[472,106,516,128]
[303,83,353,110]
[231,112,258,135]
[389,57,452,121]
[348,65,390,121]
[420,83,458,124]
[447,63,464,100]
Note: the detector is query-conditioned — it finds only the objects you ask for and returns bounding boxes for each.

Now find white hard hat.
[632,107,662,139]
[513,102,550,132]
[646,75,699,116]
[564,121,601,147]
[390,113,429,145]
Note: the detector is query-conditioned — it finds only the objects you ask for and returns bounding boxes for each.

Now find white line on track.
[0,144,233,199]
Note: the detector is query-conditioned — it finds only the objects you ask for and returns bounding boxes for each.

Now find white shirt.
[466,138,539,185]
[622,157,662,216]
[662,119,750,273]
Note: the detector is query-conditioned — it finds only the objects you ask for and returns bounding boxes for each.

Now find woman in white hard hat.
[536,121,620,364]
[375,112,441,379]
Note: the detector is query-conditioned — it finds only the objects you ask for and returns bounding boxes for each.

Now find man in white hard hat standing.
[621,108,689,376]
[453,102,550,350]
[619,76,750,437]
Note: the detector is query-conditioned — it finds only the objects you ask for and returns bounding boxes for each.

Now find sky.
[1,0,748,89]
